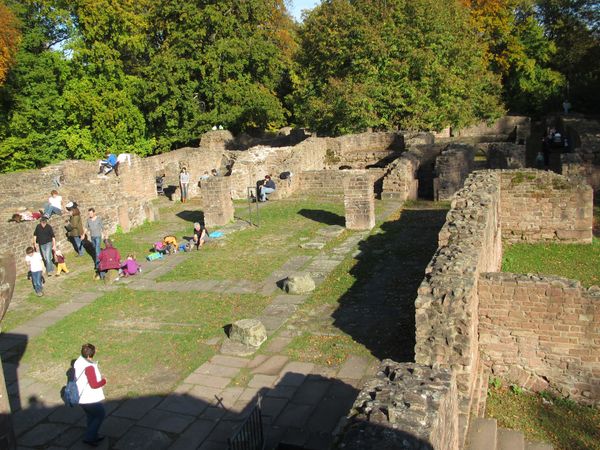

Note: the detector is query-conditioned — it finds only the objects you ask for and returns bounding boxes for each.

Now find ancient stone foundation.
[381,151,420,201]
[500,169,593,243]
[479,272,600,405]
[201,177,234,227]
[434,143,476,200]
[343,171,375,231]
[340,360,458,450]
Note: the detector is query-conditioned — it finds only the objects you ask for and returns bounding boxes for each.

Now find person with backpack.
[73,343,107,446]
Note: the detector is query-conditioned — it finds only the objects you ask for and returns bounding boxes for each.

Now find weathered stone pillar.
[343,170,375,230]
[202,176,234,227]
[0,255,17,450]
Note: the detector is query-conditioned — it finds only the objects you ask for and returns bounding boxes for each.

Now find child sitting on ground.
[25,247,45,297]
[163,235,178,254]
[121,254,141,277]
[54,249,69,276]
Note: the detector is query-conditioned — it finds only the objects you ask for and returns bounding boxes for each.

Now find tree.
[293,0,504,135]
[0,0,20,85]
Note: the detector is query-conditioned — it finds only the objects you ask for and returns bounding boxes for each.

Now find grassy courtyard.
[487,384,600,450]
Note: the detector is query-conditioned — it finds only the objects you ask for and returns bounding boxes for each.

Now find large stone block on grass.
[229,319,267,348]
[283,273,315,295]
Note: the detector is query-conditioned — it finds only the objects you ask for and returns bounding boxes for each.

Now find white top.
[73,356,106,404]
[48,195,62,210]
[26,252,44,272]
[180,172,190,184]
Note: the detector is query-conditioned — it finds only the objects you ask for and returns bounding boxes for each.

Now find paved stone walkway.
[3,198,407,450]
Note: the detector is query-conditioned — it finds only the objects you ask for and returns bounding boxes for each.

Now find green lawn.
[486,384,600,450]
[22,288,270,397]
[502,238,600,287]
[159,198,347,282]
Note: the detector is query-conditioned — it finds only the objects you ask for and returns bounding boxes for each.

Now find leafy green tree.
[293,0,504,135]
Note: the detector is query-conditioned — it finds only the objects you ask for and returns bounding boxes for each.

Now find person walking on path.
[66,203,85,256]
[25,246,44,296]
[74,343,107,447]
[33,216,56,276]
[179,167,190,203]
[84,208,104,273]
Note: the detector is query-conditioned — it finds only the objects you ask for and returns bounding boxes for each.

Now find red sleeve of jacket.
[84,365,106,389]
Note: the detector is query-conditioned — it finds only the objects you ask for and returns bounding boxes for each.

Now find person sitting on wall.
[211,168,219,177]
[98,239,121,283]
[43,190,63,218]
[258,175,276,202]
[98,152,119,176]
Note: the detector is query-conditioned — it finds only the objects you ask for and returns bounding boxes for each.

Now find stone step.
[498,428,524,450]
[467,418,497,450]
[525,441,554,450]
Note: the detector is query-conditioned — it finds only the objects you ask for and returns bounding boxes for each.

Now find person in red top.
[98,239,121,283]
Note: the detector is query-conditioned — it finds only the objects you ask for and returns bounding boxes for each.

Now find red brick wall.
[479,272,600,405]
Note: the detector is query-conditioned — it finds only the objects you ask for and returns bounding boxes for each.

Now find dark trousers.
[81,402,105,442]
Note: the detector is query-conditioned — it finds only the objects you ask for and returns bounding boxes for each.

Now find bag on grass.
[146,252,163,261]
[209,231,223,238]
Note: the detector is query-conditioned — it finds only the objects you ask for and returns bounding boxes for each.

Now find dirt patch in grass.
[486,384,600,450]
[22,288,270,398]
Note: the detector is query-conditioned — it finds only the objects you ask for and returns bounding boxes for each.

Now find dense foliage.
[0,0,597,171]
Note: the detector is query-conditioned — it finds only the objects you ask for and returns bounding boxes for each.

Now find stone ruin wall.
[434,143,476,200]
[479,272,600,405]
[381,151,420,201]
[561,117,600,192]
[500,169,593,243]
[0,255,16,449]
[454,115,531,143]
[342,171,375,230]
[345,168,594,449]
[480,142,526,169]
[0,157,158,274]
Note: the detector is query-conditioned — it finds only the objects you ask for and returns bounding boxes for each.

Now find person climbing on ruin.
[66,203,85,256]
[98,239,121,283]
[179,167,190,203]
[192,222,208,250]
[74,343,107,446]
[98,152,118,176]
[258,175,276,202]
[43,190,63,218]
[33,216,56,276]
[84,208,104,276]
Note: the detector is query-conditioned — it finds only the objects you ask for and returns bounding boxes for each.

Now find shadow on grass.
[297,209,345,226]
[331,206,447,362]
[176,210,204,224]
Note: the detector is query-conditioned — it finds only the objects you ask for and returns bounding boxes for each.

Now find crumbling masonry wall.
[343,171,375,230]
[479,273,600,405]
[500,170,593,243]
[381,151,420,201]
[201,177,234,227]
[340,361,459,450]
[434,144,476,200]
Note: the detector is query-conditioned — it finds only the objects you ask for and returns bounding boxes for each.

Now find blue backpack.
[64,370,84,407]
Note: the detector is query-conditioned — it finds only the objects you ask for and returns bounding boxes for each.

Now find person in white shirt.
[73,343,107,446]
[43,190,63,218]
[25,246,44,296]
[179,167,190,203]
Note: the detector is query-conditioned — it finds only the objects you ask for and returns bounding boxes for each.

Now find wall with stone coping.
[455,115,531,142]
[381,151,420,201]
[434,143,476,200]
[479,272,600,405]
[415,171,503,444]
[500,170,593,243]
[340,360,459,450]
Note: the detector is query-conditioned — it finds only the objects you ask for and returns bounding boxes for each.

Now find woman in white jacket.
[73,343,107,446]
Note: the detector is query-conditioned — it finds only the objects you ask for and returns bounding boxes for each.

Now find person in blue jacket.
[98,152,119,176]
